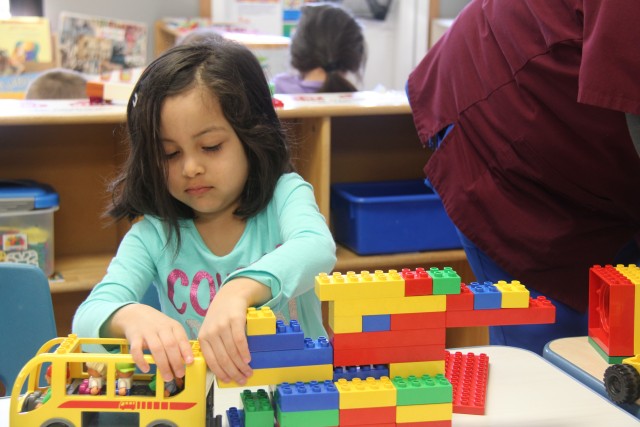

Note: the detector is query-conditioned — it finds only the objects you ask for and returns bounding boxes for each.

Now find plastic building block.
[445,296,556,327]
[315,270,405,301]
[588,337,628,364]
[328,314,363,333]
[445,283,474,311]
[333,364,390,381]
[429,267,461,295]
[392,374,453,405]
[494,280,530,308]
[334,344,446,366]
[390,312,446,330]
[467,282,502,310]
[444,351,489,415]
[362,314,391,332]
[246,307,276,336]
[275,405,339,427]
[330,294,446,317]
[396,421,452,427]
[275,380,339,412]
[249,337,332,369]
[247,319,304,353]
[396,402,452,423]
[240,389,274,427]
[334,377,396,409]
[226,407,245,427]
[331,328,446,350]
[217,364,333,389]
[389,361,444,379]
[339,405,396,425]
[588,265,635,357]
[615,265,640,354]
[402,268,433,296]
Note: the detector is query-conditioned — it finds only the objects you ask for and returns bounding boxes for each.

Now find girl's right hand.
[108,304,194,382]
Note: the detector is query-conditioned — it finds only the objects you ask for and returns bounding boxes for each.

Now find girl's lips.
[186,186,212,196]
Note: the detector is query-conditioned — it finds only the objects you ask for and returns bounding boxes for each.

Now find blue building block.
[275,380,340,412]
[362,314,391,332]
[333,364,389,381]
[247,319,305,352]
[249,337,333,369]
[468,281,502,309]
[226,407,245,427]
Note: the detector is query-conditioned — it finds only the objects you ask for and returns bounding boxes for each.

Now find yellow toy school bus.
[9,334,215,427]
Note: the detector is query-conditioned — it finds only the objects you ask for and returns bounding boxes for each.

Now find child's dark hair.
[290,2,366,92]
[108,40,293,247]
[25,68,88,99]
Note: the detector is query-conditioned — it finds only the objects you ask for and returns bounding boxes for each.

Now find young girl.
[272,2,366,94]
[72,39,337,386]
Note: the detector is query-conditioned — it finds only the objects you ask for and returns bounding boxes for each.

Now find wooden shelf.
[50,253,113,293]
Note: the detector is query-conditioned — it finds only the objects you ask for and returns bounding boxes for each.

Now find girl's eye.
[203,144,222,152]
[164,151,179,159]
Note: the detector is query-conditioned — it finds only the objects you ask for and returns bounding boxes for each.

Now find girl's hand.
[198,278,270,385]
[108,304,194,382]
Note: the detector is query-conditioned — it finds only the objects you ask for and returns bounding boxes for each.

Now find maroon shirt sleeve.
[579,0,640,114]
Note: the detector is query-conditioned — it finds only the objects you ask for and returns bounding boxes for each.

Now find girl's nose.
[182,155,205,177]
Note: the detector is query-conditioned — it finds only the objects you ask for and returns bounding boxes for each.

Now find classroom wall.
[44,0,200,64]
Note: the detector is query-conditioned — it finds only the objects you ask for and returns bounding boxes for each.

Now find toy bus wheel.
[604,364,640,404]
[41,421,74,427]
[147,421,178,427]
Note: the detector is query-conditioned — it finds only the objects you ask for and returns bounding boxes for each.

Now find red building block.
[390,312,446,330]
[445,350,489,415]
[331,328,446,350]
[445,296,555,327]
[588,265,635,357]
[339,406,396,425]
[445,283,474,311]
[334,344,446,366]
[402,268,433,296]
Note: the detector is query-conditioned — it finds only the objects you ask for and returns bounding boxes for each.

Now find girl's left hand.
[198,278,269,385]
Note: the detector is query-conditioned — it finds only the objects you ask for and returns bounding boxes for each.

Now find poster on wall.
[57,12,147,75]
[0,17,52,76]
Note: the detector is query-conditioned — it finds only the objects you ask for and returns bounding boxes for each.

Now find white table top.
[3,345,639,427]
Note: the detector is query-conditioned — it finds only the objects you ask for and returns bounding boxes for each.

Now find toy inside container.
[0,180,59,277]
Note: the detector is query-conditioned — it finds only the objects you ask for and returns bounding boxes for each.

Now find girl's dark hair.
[290,2,366,92]
[108,40,293,247]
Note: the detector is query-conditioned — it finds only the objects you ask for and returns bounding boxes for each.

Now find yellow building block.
[396,402,452,423]
[494,280,530,308]
[330,294,446,317]
[335,377,397,409]
[246,306,276,336]
[615,265,640,354]
[329,315,363,333]
[216,364,333,388]
[389,360,445,378]
[315,270,405,301]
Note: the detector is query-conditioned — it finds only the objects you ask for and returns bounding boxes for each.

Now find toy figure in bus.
[85,361,106,395]
[115,363,135,396]
[149,374,185,397]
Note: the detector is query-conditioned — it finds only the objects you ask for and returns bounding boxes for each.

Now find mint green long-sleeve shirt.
[72,173,336,342]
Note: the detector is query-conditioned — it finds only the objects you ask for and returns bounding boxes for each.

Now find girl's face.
[160,86,249,222]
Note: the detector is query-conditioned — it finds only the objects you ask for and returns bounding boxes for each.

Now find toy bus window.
[19,362,69,412]
[76,362,107,395]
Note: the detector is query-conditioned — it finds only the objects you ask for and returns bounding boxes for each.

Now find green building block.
[588,337,630,364]
[430,267,461,295]
[276,404,339,427]
[241,389,275,427]
[393,374,453,405]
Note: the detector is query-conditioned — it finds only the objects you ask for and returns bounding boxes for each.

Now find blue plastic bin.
[330,180,461,255]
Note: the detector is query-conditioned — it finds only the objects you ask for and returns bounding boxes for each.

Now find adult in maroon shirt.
[408,0,640,353]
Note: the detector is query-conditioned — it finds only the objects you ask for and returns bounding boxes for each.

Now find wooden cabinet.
[0,92,484,346]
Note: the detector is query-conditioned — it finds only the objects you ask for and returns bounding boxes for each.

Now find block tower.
[588,264,640,363]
